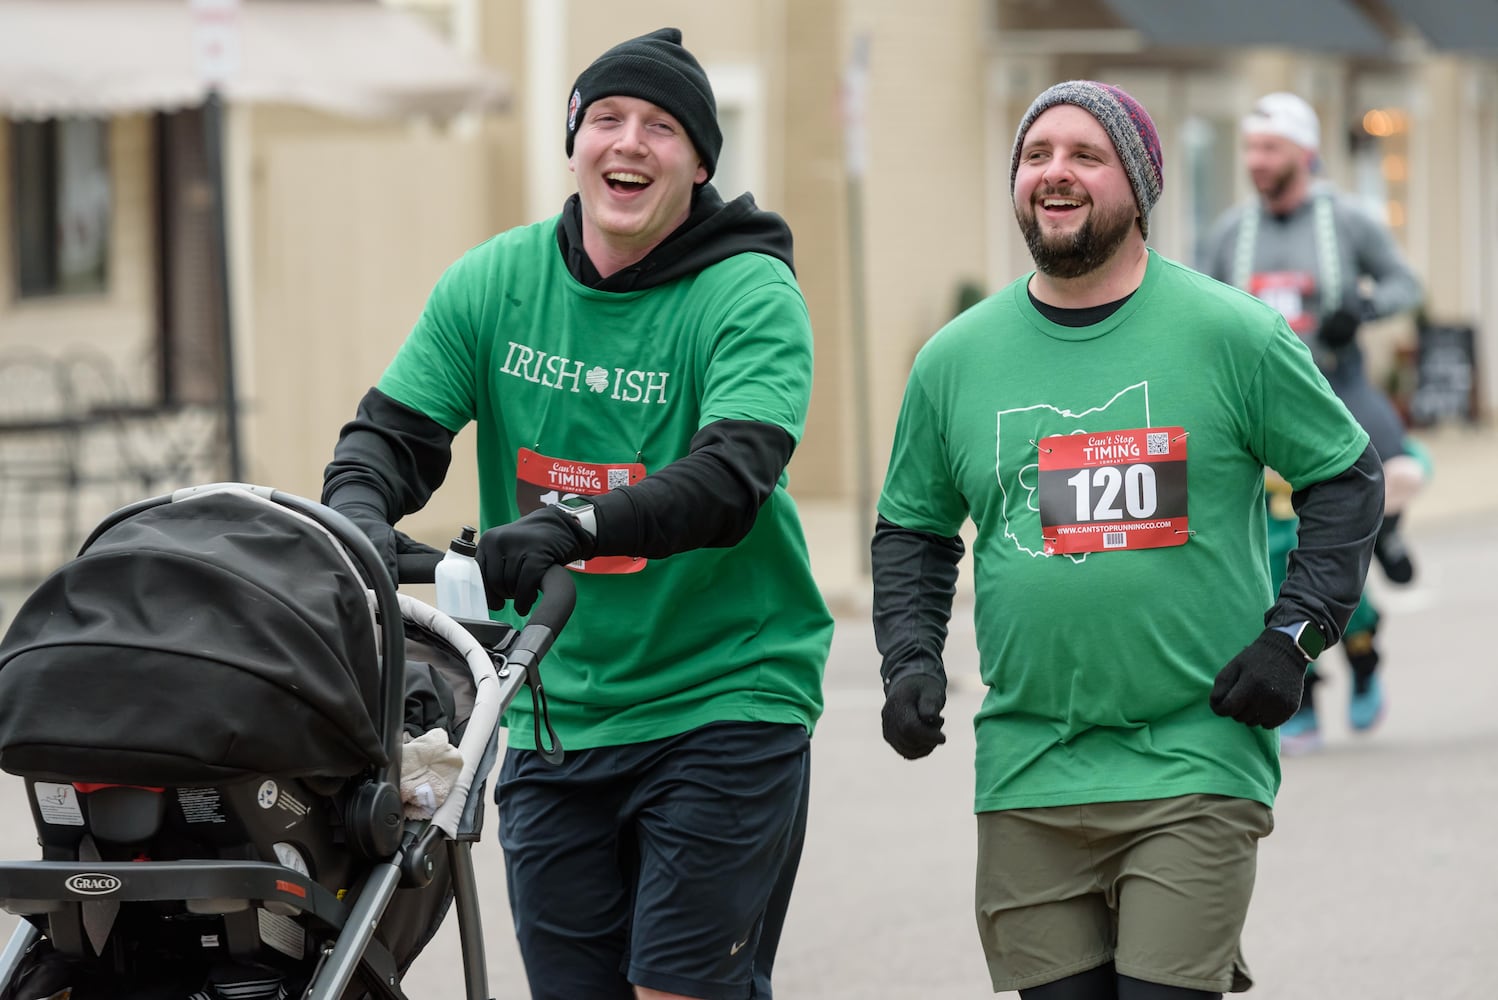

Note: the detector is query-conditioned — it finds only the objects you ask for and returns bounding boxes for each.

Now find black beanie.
[565,27,721,181]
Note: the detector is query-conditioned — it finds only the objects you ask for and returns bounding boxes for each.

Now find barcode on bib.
[1103,531,1127,548]
[607,468,631,489]
[1146,431,1170,456]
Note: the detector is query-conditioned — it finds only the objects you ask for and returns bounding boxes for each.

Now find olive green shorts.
[975,794,1273,994]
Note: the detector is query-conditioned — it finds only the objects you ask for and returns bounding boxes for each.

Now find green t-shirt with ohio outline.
[879,251,1368,812]
[379,217,832,750]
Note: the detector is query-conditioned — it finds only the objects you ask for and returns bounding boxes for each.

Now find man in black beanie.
[322,26,829,1000]
[566,27,722,181]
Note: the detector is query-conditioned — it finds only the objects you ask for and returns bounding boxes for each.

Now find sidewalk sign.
[1410,323,1479,426]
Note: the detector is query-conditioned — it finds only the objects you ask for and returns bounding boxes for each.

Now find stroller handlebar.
[395,550,442,584]
[526,564,577,635]
[396,551,577,634]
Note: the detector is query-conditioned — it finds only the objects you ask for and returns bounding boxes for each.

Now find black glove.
[1209,628,1309,729]
[1318,308,1361,349]
[881,673,947,759]
[325,490,443,587]
[329,495,399,584]
[476,506,594,615]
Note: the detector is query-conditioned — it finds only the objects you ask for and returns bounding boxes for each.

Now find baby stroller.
[0,484,570,999]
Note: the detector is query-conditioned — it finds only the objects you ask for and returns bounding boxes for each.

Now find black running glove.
[881,674,948,759]
[325,488,442,586]
[1318,308,1361,349]
[1209,628,1309,728]
[326,490,400,583]
[476,506,595,615]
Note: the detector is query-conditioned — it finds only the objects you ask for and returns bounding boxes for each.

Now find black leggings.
[1019,963,1222,1000]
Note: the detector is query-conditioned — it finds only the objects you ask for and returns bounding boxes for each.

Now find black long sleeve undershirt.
[870,516,965,691]
[588,418,794,558]
[321,387,794,556]
[321,388,456,521]
[1266,441,1384,645]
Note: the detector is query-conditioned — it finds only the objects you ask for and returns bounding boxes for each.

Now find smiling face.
[1012,104,1140,279]
[568,95,708,275]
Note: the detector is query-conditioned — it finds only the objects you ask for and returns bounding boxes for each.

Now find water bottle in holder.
[434,525,489,620]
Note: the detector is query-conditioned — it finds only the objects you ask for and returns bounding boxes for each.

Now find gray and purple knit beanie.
[1009,80,1165,239]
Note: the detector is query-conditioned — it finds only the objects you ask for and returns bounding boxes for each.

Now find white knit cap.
[1241,92,1320,152]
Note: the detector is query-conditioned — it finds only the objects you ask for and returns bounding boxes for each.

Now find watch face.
[1298,623,1326,660]
[555,495,598,541]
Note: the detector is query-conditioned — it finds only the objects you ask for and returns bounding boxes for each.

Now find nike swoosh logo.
[730,936,751,956]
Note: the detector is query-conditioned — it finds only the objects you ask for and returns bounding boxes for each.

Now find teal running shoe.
[1279,705,1322,755]
[1349,675,1385,733]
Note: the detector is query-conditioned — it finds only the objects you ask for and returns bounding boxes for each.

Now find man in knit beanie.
[874,80,1382,997]
[323,24,826,1000]
[1010,80,1164,240]
[566,26,722,181]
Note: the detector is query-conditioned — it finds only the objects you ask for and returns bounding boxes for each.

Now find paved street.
[414,505,1497,999]
[0,428,1494,997]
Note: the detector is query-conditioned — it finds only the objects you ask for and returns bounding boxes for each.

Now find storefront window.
[705,65,765,204]
[10,117,112,298]
[1182,113,1239,269]
[1351,106,1409,233]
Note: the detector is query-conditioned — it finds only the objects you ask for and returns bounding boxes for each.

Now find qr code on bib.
[607,468,632,489]
[1146,432,1170,456]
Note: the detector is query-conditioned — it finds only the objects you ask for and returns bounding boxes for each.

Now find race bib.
[1037,427,1189,555]
[1249,271,1316,334]
[516,447,646,574]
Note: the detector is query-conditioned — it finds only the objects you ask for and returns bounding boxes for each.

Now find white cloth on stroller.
[400,728,464,820]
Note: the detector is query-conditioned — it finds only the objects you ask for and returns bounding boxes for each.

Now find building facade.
[4,0,1492,583]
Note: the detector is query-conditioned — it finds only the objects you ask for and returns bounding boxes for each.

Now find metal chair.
[0,352,80,583]
[58,350,149,534]
[63,349,227,498]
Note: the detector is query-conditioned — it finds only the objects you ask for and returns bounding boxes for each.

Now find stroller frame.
[0,484,573,999]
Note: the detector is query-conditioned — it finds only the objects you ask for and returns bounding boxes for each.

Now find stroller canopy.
[0,488,387,785]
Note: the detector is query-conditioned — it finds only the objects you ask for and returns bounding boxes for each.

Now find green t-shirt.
[379,218,832,750]
[878,251,1368,812]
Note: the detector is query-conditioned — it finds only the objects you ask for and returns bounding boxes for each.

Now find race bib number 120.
[1036,426,1188,555]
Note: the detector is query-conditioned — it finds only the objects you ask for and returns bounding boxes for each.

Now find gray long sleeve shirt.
[1201,181,1423,382]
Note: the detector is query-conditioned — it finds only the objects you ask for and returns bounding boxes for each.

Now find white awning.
[0,0,511,120]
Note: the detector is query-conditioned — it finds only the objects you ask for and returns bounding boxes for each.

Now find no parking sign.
[191,0,240,84]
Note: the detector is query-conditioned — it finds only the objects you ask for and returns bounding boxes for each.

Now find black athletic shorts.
[497,720,811,1000]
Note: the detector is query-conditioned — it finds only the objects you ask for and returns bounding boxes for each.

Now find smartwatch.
[1279,621,1326,662]
[554,495,597,542]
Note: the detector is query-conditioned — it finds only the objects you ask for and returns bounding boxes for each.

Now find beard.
[1252,162,1296,202]
[1017,193,1137,279]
